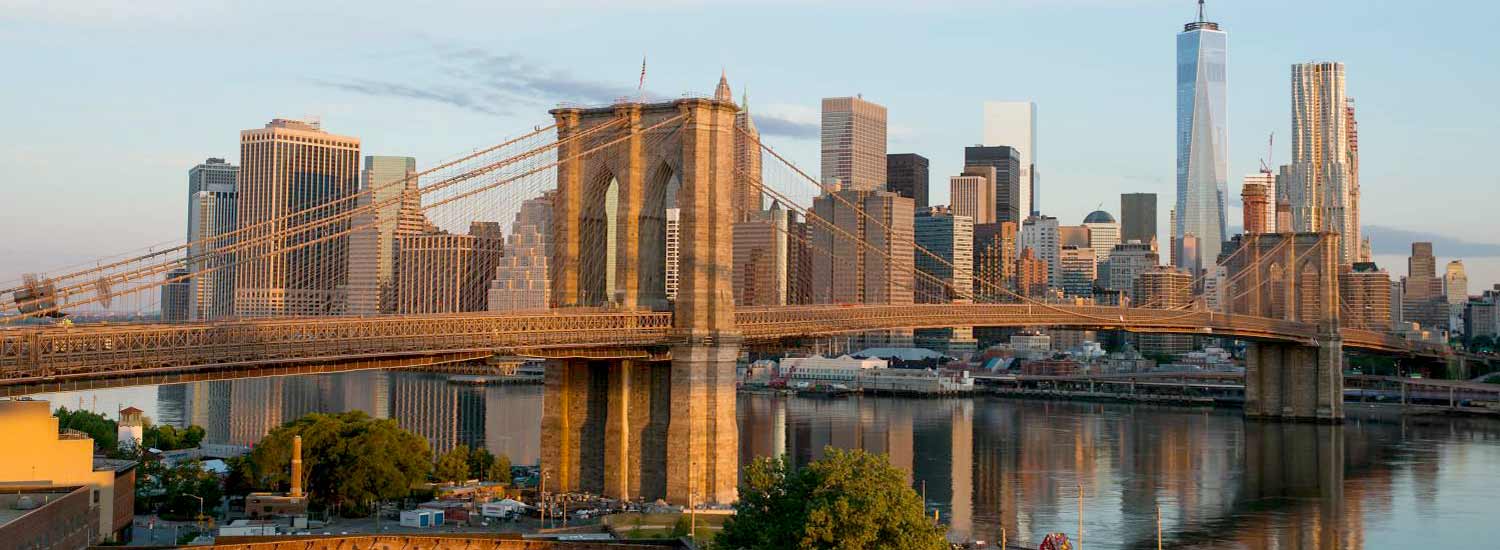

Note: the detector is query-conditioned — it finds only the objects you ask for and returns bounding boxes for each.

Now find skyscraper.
[914,208,974,303]
[1105,241,1160,298]
[234,118,361,317]
[1120,193,1158,247]
[161,268,190,322]
[1402,242,1446,330]
[186,158,238,320]
[786,210,814,305]
[1175,3,1229,273]
[1082,210,1120,263]
[964,146,1022,224]
[820,96,887,191]
[886,153,929,210]
[394,222,506,314]
[1444,260,1468,304]
[347,156,422,315]
[488,192,554,311]
[1020,215,1060,291]
[1059,226,1090,251]
[1286,61,1359,263]
[811,189,915,347]
[981,101,1037,215]
[949,169,995,225]
[1340,262,1392,331]
[914,208,976,353]
[1015,248,1049,299]
[1058,246,1097,298]
[810,190,914,305]
[1347,98,1361,257]
[732,202,790,306]
[1446,260,1469,334]
[1135,266,1195,355]
[973,222,1017,301]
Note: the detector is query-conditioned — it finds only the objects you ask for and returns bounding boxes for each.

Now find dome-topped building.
[1084,210,1116,224]
[1082,210,1120,263]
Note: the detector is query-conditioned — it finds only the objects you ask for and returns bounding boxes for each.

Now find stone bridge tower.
[543,97,741,504]
[1224,232,1344,422]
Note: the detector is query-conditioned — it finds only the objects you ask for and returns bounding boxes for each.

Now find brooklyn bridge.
[0,85,1456,507]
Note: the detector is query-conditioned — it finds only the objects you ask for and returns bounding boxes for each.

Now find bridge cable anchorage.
[1,120,660,322]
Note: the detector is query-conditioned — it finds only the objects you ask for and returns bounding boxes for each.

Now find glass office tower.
[1175,9,1228,273]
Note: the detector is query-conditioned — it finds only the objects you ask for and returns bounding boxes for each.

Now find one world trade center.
[1175,1,1227,273]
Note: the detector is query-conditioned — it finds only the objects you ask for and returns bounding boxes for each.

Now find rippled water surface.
[41,372,1500,549]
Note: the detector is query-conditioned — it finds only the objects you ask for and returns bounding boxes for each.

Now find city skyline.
[2,1,1498,287]
[3,3,1499,548]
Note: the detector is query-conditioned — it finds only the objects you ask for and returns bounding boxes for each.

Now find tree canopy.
[718,447,947,550]
[53,406,117,451]
[435,445,471,484]
[487,452,512,485]
[240,411,431,515]
[144,423,206,451]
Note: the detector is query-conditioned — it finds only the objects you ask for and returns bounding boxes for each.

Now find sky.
[2,0,1498,291]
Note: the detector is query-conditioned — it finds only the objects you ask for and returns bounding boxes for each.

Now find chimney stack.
[290,435,303,498]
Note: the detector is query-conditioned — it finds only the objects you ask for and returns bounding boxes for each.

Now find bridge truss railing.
[0,311,671,385]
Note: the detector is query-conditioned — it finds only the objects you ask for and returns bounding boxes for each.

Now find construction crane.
[1258,132,1275,174]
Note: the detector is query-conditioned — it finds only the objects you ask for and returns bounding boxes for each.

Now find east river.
[36,369,1500,549]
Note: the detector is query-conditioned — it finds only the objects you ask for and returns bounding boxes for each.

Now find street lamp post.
[185,494,204,522]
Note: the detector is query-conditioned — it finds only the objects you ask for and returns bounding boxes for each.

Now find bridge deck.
[0,304,1436,392]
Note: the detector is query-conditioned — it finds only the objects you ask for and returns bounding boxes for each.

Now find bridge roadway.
[0,304,1436,396]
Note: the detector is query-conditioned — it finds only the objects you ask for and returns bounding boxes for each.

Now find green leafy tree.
[435,445,472,484]
[468,447,496,480]
[160,460,223,520]
[487,453,512,485]
[718,448,947,550]
[1471,335,1496,353]
[244,411,431,516]
[672,513,692,538]
[143,423,204,451]
[53,407,117,451]
[222,456,256,497]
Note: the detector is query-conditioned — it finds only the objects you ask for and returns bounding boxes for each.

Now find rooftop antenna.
[1198,0,1206,23]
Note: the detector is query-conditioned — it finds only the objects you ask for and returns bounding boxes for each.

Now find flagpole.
[637,55,647,102]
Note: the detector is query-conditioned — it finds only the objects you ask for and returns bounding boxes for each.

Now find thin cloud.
[310,46,654,115]
[309,78,508,116]
[756,103,820,139]
[313,45,824,138]
[1365,225,1500,257]
[755,116,819,139]
[443,47,643,105]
